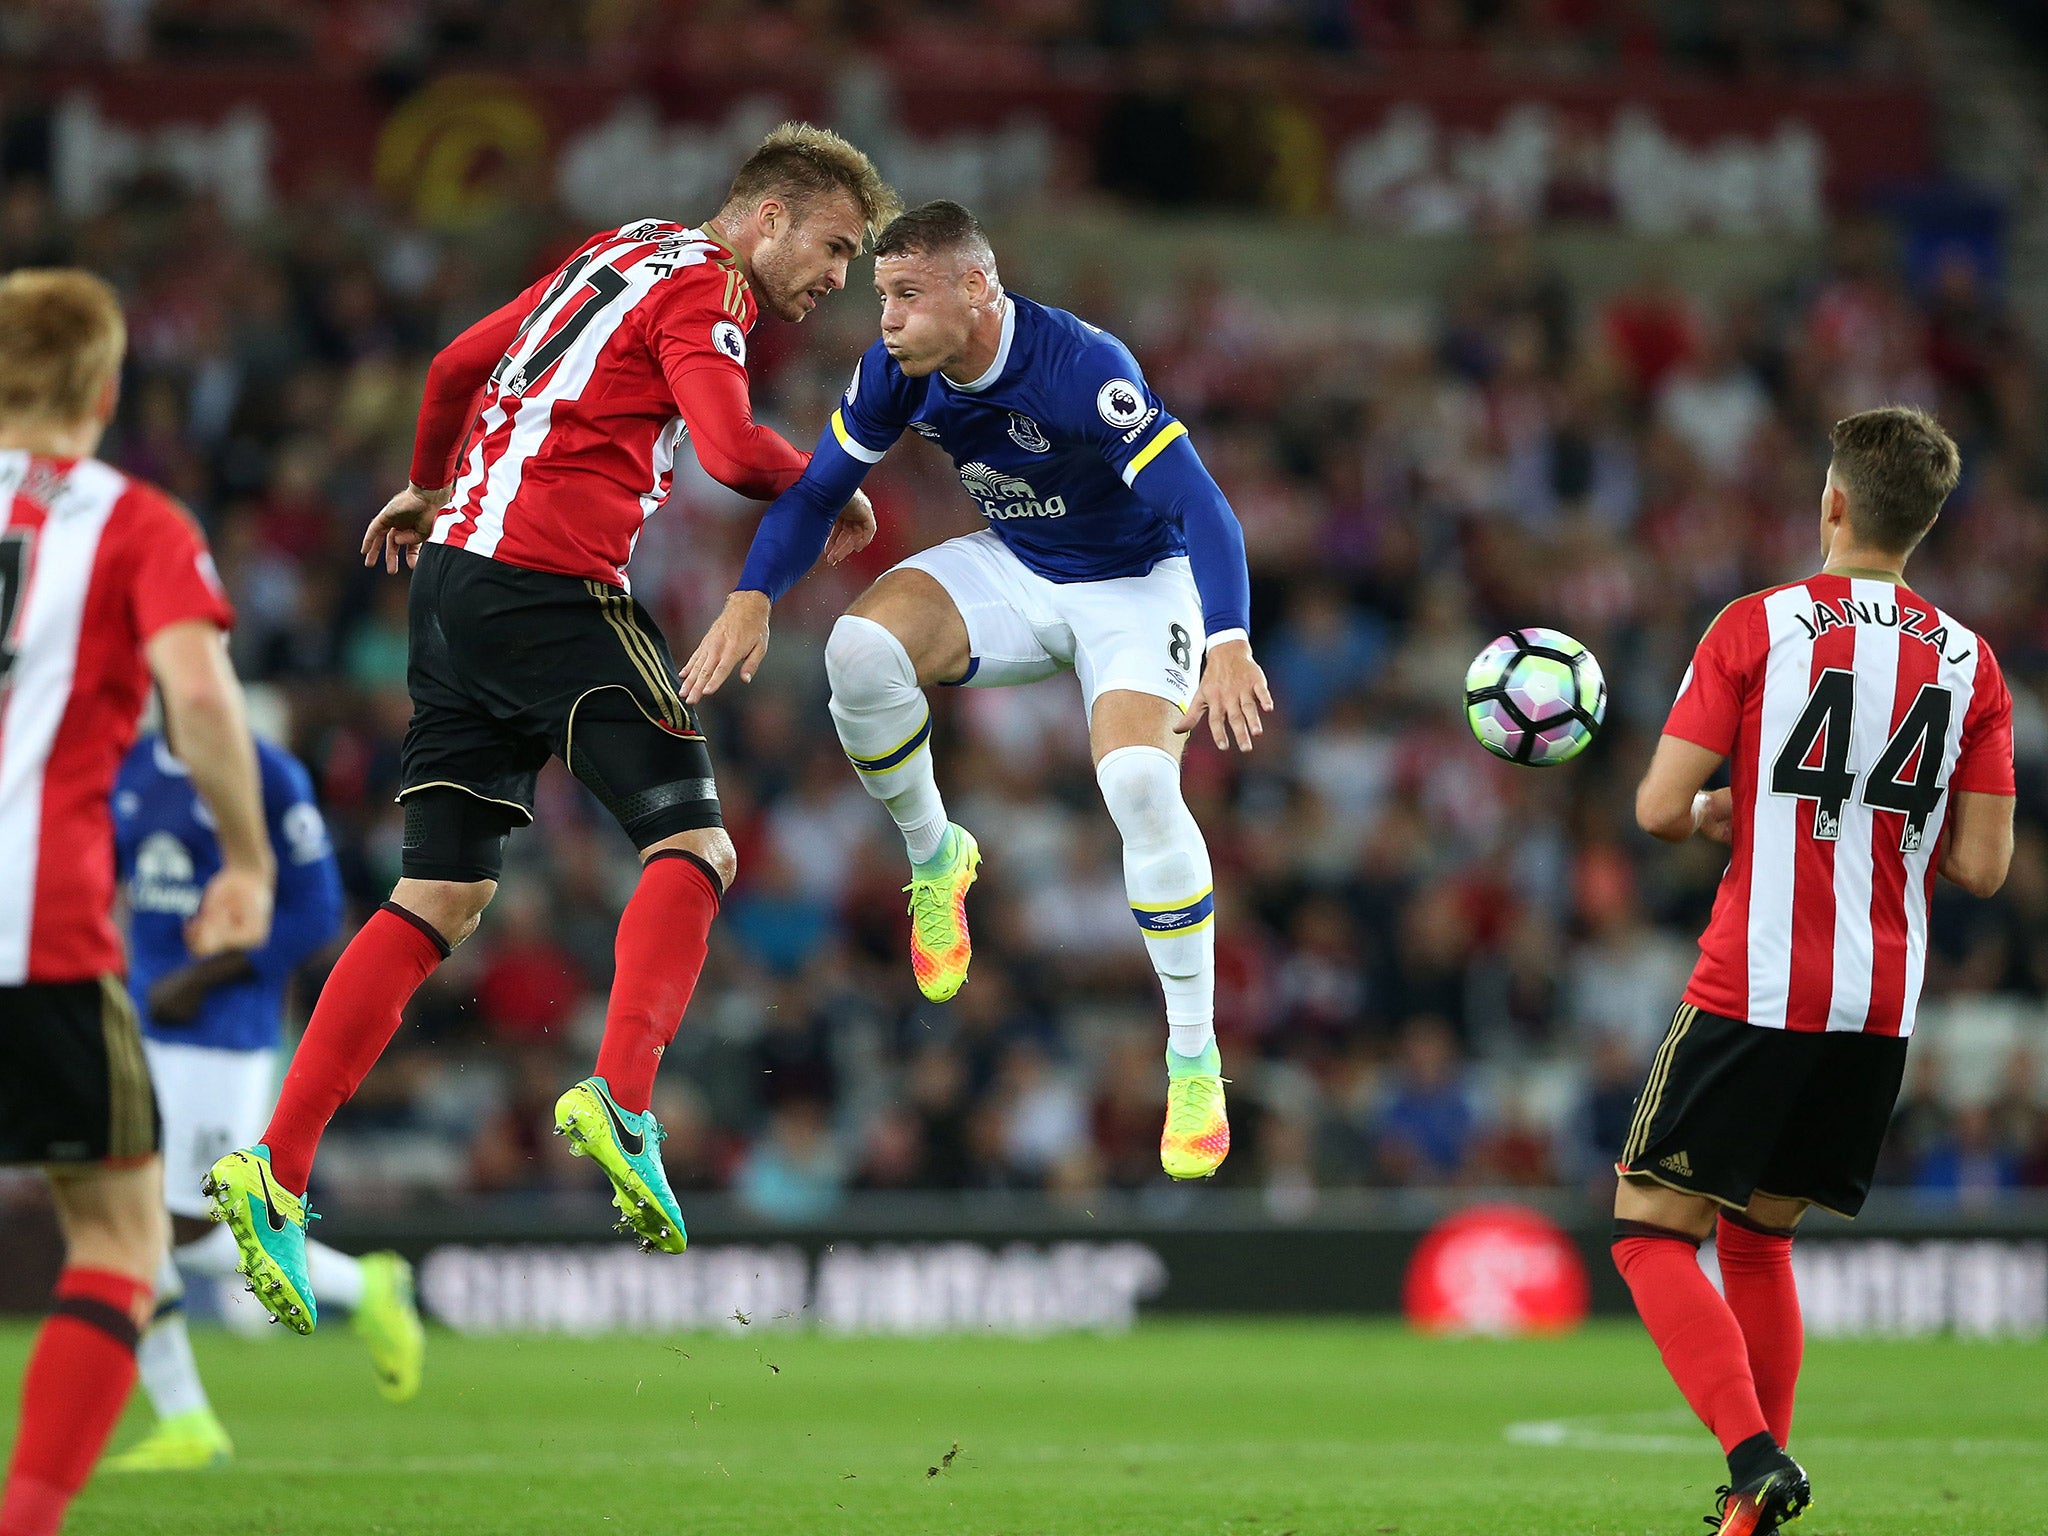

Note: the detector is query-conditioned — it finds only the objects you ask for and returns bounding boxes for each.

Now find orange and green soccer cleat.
[1709,1455,1812,1536]
[905,824,980,1003]
[1161,1042,1230,1179]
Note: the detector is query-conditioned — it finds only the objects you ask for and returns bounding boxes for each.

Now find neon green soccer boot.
[1161,1042,1230,1180]
[202,1145,317,1334]
[352,1252,426,1403]
[906,824,980,1003]
[103,1408,234,1471]
[554,1078,687,1253]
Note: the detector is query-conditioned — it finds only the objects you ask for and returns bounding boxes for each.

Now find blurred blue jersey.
[113,734,345,1052]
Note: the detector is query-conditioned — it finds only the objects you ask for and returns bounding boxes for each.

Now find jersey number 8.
[1168,624,1192,670]
[1769,667,1954,853]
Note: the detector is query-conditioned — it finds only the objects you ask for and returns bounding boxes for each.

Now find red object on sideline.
[1403,1203,1589,1336]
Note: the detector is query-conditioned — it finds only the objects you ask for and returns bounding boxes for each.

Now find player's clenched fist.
[187,863,274,956]
[362,482,452,573]
[1177,637,1274,753]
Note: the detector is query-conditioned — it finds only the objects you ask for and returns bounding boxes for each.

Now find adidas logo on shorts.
[1660,1151,1694,1177]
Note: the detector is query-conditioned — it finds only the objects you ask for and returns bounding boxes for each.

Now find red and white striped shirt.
[416,221,808,589]
[1666,573,2014,1037]
[0,453,234,985]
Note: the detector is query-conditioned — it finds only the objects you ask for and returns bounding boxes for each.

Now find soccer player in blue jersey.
[685,200,1270,1179]
[102,723,423,1469]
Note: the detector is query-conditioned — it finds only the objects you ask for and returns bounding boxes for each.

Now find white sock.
[307,1241,365,1311]
[137,1250,212,1421]
[1097,745,1216,1058]
[173,1223,243,1278]
[827,614,950,865]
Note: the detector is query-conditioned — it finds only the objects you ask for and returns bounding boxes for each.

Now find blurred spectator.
[1377,1017,1479,1184]
[734,1100,847,1222]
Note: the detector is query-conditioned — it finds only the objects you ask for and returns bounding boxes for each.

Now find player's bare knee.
[48,1164,167,1287]
[645,827,736,890]
[390,876,494,950]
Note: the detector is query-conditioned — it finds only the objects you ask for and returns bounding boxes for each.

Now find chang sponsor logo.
[958,462,1066,520]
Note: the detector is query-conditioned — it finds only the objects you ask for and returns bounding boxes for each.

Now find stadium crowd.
[2,121,2045,1219]
[15,0,1931,80]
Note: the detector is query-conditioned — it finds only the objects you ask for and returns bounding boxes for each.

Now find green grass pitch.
[5,1320,2044,1534]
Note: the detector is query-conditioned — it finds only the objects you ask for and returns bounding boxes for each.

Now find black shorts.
[399,543,721,878]
[1616,1002,1910,1217]
[0,976,158,1166]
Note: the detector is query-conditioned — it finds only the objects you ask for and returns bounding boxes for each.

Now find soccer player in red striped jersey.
[1614,407,2015,1534]
[204,125,899,1335]
[0,270,274,1536]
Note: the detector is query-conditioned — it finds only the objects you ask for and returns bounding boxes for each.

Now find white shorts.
[899,530,1205,716]
[143,1038,278,1218]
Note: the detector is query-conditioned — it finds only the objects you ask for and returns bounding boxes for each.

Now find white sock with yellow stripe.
[1097,745,1215,1056]
[827,615,949,865]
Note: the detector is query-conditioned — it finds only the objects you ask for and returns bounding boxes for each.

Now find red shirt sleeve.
[645,281,809,501]
[407,296,528,490]
[126,489,234,641]
[1951,640,2016,796]
[1664,597,1758,756]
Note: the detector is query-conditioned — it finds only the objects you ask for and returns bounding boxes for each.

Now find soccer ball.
[1463,629,1607,766]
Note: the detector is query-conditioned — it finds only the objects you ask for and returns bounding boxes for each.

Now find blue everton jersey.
[830,295,1191,584]
[113,735,345,1052]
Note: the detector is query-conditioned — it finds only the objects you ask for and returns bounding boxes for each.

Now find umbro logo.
[1660,1151,1693,1178]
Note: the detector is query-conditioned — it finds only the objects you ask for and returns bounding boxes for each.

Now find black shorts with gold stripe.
[1615,1001,1910,1218]
[398,543,721,879]
[0,976,158,1166]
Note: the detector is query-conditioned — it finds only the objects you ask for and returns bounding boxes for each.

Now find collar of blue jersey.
[939,295,1016,395]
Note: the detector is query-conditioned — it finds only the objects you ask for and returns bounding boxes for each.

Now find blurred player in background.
[102,709,425,1472]
[685,201,1269,1182]
[0,271,271,1536]
[1620,407,2015,1534]
[206,124,898,1335]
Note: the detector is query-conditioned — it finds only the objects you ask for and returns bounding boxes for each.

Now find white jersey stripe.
[1824,579,1897,1031]
[0,460,124,983]
[1746,585,1815,1030]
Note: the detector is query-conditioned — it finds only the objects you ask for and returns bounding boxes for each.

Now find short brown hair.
[1828,406,1961,555]
[873,200,996,273]
[720,123,900,244]
[0,269,126,426]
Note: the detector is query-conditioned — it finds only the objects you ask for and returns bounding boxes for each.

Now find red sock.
[594,851,720,1114]
[1,1268,150,1536]
[261,903,448,1193]
[1716,1214,1803,1446]
[1612,1223,1771,1455]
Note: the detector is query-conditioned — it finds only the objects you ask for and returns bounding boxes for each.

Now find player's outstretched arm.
[1635,735,1730,843]
[1122,431,1270,751]
[682,421,879,702]
[147,620,275,954]
[1940,790,2015,897]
